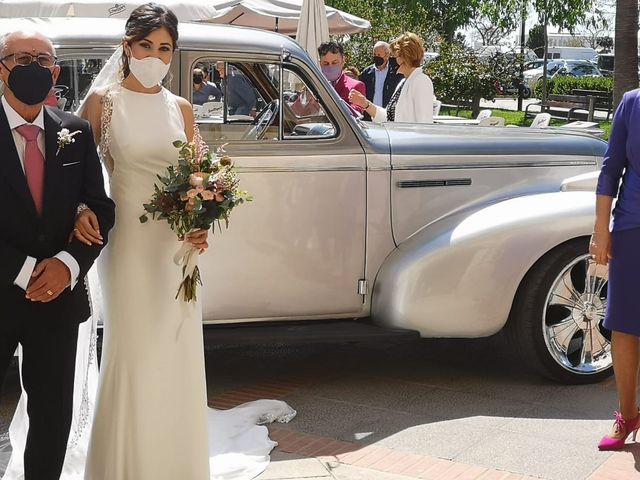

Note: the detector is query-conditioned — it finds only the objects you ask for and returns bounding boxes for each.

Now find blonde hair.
[390,32,425,68]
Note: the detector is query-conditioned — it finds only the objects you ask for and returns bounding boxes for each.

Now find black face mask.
[193,76,203,85]
[373,56,385,67]
[1,61,53,106]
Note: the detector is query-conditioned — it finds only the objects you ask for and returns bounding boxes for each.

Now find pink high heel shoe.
[598,411,640,451]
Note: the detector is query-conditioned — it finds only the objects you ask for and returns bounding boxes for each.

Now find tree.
[469,16,513,46]
[597,35,614,52]
[577,2,612,49]
[613,0,639,105]
[428,42,496,116]
[332,0,439,71]
[526,24,545,58]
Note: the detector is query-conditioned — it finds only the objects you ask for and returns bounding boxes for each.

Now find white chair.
[478,116,505,127]
[432,99,442,117]
[476,109,492,121]
[530,113,551,129]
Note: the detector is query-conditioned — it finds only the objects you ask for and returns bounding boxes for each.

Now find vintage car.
[0,17,610,384]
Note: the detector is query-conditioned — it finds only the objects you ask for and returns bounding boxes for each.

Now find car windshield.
[567,62,600,76]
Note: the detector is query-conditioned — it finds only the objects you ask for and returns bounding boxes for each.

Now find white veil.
[1,46,296,480]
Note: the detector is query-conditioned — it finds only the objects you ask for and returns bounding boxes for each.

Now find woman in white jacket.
[349,32,434,124]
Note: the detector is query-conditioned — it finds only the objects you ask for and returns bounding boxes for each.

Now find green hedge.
[533,76,613,97]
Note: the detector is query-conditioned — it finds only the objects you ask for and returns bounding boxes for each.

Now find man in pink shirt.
[318,41,366,115]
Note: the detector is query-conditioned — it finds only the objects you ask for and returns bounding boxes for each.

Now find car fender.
[371,190,596,337]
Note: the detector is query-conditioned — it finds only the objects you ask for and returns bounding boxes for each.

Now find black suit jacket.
[0,104,115,325]
[359,63,404,109]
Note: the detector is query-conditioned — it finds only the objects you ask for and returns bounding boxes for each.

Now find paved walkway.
[2,338,639,479]
[203,340,640,480]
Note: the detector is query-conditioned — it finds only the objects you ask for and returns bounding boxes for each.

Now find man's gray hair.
[373,41,390,54]
[0,33,9,58]
[0,30,56,58]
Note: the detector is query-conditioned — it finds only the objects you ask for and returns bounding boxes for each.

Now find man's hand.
[26,258,71,303]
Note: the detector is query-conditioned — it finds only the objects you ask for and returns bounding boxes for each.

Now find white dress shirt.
[373,64,389,107]
[373,68,434,124]
[2,96,80,291]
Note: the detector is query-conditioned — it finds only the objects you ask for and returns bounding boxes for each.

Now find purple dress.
[597,89,640,335]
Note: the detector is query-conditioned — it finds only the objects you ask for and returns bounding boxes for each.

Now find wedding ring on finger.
[46,290,54,296]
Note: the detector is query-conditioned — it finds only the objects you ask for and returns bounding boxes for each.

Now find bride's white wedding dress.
[0,81,295,480]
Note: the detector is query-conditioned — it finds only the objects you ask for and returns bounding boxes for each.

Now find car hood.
[381,122,607,164]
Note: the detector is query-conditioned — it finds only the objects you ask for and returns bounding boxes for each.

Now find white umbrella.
[0,0,218,21]
[209,0,369,35]
[295,0,328,64]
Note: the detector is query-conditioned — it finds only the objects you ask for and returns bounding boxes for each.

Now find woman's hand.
[73,208,103,246]
[589,230,612,266]
[185,229,209,253]
[348,89,367,109]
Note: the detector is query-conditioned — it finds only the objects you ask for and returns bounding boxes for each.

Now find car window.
[547,62,561,75]
[191,58,336,144]
[55,57,109,112]
[191,59,277,144]
[279,68,336,139]
[568,63,599,76]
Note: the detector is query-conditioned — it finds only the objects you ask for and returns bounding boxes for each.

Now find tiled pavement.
[3,338,640,480]
[210,375,640,480]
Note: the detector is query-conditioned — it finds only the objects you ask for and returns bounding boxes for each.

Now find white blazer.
[373,68,434,124]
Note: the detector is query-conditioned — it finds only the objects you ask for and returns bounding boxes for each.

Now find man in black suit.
[0,31,115,479]
[359,41,404,120]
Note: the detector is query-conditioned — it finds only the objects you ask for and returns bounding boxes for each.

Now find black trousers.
[0,313,79,480]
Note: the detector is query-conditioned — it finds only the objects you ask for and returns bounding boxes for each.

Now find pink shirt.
[332,73,366,114]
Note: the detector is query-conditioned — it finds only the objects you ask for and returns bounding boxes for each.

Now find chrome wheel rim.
[543,254,611,375]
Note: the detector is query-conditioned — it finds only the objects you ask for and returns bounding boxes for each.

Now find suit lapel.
[0,104,39,219]
[42,107,63,219]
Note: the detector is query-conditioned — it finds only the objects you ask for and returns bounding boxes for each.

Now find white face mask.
[128,55,171,88]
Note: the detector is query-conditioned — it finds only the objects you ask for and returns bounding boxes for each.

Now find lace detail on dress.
[99,87,116,175]
[67,278,96,449]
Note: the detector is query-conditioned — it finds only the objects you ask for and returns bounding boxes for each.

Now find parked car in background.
[597,53,640,78]
[551,59,603,80]
[523,59,602,89]
[3,17,611,385]
[597,53,614,76]
[423,51,439,66]
[546,46,597,61]
[523,60,563,88]
[476,45,538,62]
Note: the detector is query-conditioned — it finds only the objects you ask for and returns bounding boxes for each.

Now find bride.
[1,3,295,480]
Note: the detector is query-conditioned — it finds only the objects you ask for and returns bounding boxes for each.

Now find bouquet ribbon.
[173,242,201,301]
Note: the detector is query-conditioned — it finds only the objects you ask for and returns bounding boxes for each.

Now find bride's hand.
[73,208,103,246]
[185,229,209,253]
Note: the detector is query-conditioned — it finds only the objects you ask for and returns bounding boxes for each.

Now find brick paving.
[210,380,640,480]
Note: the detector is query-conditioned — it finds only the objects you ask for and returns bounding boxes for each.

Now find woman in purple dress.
[593,89,640,450]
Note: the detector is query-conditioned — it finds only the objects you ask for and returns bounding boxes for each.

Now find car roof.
[0,17,307,59]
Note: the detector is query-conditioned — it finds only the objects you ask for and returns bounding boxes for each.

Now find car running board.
[203,320,420,346]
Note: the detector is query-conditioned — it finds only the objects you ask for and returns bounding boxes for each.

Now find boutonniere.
[56,128,82,155]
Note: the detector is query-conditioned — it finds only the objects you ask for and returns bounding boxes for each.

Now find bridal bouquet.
[140,130,252,302]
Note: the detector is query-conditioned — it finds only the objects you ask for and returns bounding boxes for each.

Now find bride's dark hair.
[121,2,179,78]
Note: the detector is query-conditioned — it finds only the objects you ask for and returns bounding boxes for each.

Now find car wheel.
[521,86,532,99]
[506,238,612,384]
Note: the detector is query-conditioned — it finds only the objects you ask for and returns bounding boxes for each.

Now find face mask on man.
[1,61,53,106]
[373,56,385,67]
[193,76,203,85]
[321,64,343,82]
[128,55,171,88]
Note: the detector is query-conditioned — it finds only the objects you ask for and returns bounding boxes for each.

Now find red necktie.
[16,124,45,216]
